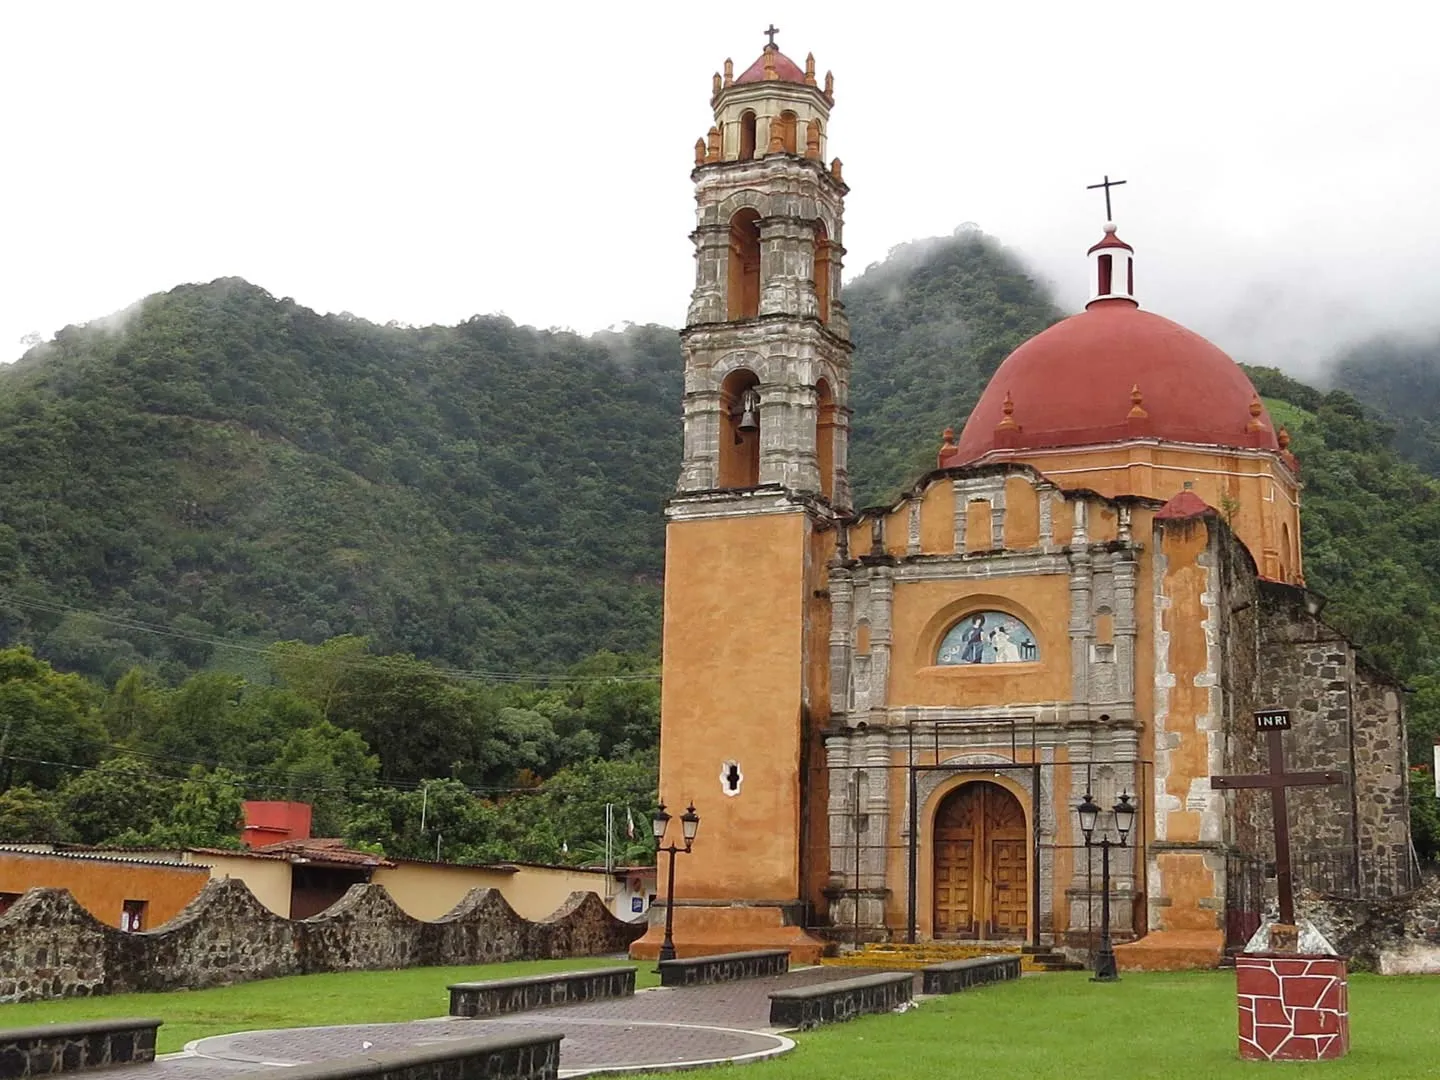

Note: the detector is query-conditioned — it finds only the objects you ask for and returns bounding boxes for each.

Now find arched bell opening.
[777,109,799,154]
[738,110,757,161]
[719,368,761,488]
[815,377,836,501]
[813,220,832,325]
[726,209,762,320]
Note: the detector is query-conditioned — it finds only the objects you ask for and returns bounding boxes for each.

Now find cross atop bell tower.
[678,35,851,510]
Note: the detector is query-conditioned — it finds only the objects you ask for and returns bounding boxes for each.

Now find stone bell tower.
[630,32,849,961]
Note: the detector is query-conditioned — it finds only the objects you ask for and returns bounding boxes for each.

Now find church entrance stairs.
[818,941,1083,973]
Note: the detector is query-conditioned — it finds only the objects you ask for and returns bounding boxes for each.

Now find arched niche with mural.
[937,611,1040,666]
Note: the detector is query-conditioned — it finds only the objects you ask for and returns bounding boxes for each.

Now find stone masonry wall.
[1299,876,1440,972]
[1215,525,1412,905]
[0,880,645,1004]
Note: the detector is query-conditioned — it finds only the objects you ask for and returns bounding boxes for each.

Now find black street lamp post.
[652,801,700,963]
[1076,790,1136,983]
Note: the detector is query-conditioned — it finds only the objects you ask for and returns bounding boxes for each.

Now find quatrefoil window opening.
[720,760,744,797]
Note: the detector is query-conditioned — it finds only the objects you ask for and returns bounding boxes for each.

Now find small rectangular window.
[1097,254,1113,295]
[121,899,148,932]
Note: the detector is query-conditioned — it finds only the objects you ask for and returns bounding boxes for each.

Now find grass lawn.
[0,957,653,1054]
[706,971,1440,1079]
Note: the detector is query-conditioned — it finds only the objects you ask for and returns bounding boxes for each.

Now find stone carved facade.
[0,879,645,1004]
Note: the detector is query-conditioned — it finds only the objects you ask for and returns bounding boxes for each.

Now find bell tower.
[676,35,852,505]
[631,32,848,961]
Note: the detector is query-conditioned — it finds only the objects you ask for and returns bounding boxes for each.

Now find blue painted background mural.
[937,612,1039,665]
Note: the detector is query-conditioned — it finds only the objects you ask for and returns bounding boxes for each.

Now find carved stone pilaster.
[867,567,894,722]
[829,569,854,718]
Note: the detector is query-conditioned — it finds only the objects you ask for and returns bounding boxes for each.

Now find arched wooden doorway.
[932,781,1028,939]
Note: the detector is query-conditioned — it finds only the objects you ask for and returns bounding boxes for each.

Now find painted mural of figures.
[937,611,1040,665]
[989,624,1021,663]
[959,614,986,663]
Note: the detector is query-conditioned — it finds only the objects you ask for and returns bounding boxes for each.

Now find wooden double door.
[933,781,1028,938]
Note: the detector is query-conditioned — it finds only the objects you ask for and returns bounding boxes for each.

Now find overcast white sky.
[4,1,1439,373]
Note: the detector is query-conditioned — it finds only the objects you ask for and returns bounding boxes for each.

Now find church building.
[630,37,1415,969]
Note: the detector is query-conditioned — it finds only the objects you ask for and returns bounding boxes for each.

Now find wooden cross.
[764,24,780,47]
[1211,711,1344,927]
[1086,174,1127,221]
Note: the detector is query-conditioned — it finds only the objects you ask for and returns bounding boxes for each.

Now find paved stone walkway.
[147,965,892,1078]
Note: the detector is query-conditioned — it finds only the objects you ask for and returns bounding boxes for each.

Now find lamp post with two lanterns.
[652,801,700,963]
[1075,790,1136,983]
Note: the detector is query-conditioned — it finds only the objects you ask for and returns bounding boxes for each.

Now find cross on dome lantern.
[1084,174,1137,309]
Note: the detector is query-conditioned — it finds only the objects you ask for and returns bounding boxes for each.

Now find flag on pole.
[626,806,636,839]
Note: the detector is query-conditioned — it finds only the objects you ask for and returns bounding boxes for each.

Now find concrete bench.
[448,966,635,1018]
[244,1031,562,1080]
[769,971,913,1030]
[658,949,790,987]
[0,1018,162,1078]
[921,954,1022,995]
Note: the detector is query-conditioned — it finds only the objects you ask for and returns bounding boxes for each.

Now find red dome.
[735,48,807,85]
[950,300,1279,463]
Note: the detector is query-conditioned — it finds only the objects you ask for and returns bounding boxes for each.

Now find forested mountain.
[1326,333,1440,478]
[0,283,680,678]
[0,230,1437,862]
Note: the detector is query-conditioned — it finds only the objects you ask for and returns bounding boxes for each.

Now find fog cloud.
[2,1,1436,381]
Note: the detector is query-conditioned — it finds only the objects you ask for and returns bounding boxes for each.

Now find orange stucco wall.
[658,510,810,902]
[1151,515,1224,937]
[0,853,208,928]
[1158,518,1212,848]
[919,479,955,553]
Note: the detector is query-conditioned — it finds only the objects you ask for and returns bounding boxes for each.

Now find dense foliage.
[0,284,679,677]
[0,229,1436,864]
[0,642,659,865]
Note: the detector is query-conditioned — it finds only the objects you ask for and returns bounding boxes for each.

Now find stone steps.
[819,941,1084,974]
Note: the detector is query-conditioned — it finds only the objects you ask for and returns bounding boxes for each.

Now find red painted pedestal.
[1235,954,1349,1061]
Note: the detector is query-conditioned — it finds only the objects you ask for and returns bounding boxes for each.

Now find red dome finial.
[1128,383,1148,419]
[1246,393,1268,432]
[997,391,1019,431]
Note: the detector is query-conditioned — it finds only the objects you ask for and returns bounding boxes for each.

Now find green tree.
[0,646,106,791]
[0,785,67,842]
[100,667,165,742]
[116,767,245,849]
[269,635,371,722]
[265,721,379,836]
[56,756,176,844]
[494,755,658,866]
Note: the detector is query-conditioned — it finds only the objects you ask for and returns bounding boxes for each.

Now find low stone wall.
[768,971,913,1030]
[449,967,636,1018]
[0,881,646,1004]
[921,955,1021,994]
[245,1032,562,1080]
[0,1017,160,1078]
[658,949,789,988]
[1299,876,1440,972]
